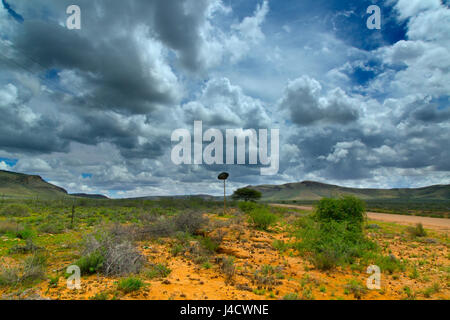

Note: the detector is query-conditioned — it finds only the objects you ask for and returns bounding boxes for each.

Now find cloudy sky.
[0,0,449,198]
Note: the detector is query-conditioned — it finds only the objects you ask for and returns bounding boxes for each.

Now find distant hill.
[0,170,68,198]
[136,194,218,201]
[71,193,109,200]
[0,170,108,199]
[247,181,450,201]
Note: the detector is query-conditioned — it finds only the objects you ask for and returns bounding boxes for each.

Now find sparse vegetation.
[344,279,367,300]
[247,205,277,231]
[283,293,298,300]
[220,256,235,283]
[295,217,377,270]
[117,277,144,293]
[0,204,31,217]
[145,264,171,279]
[174,211,207,234]
[0,252,47,287]
[0,195,447,300]
[407,223,427,238]
[423,283,440,298]
[76,229,144,276]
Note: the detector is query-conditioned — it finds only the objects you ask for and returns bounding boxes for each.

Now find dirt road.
[271,204,450,233]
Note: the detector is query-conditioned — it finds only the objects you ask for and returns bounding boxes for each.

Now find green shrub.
[0,204,31,217]
[248,206,277,231]
[77,230,144,276]
[344,279,367,300]
[145,264,171,279]
[201,237,220,253]
[170,243,185,257]
[38,222,65,234]
[295,218,377,270]
[407,223,427,238]
[315,196,366,231]
[0,252,47,287]
[117,277,144,293]
[48,275,59,288]
[20,252,47,285]
[238,201,259,214]
[15,227,36,240]
[8,239,41,254]
[423,283,440,298]
[372,254,405,274]
[76,251,105,275]
[221,256,235,283]
[89,292,110,300]
[283,293,298,300]
[272,240,290,252]
[232,188,262,202]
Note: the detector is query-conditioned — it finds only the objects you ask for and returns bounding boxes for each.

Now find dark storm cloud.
[412,106,450,123]
[0,0,449,196]
[13,20,176,114]
[0,83,69,154]
[279,76,359,126]
[152,0,211,71]
[2,0,24,23]
[0,0,214,162]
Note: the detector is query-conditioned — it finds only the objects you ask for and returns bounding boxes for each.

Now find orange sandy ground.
[1,213,449,300]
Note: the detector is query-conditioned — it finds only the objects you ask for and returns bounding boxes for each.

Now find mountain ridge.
[246,180,450,201]
[0,170,106,199]
[1,169,448,201]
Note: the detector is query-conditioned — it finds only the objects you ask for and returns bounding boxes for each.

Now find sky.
[0,0,449,198]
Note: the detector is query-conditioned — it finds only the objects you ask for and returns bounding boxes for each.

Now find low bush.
[76,251,105,275]
[9,239,42,254]
[283,293,298,300]
[295,218,377,270]
[76,230,144,276]
[12,227,36,240]
[0,252,47,287]
[253,264,282,288]
[0,221,22,235]
[0,204,31,217]
[247,206,277,231]
[315,196,366,231]
[38,222,65,234]
[21,253,47,284]
[0,267,20,287]
[238,201,260,214]
[423,283,440,298]
[200,237,220,253]
[117,277,144,293]
[344,279,367,300]
[89,292,110,300]
[140,216,175,239]
[272,240,290,253]
[220,256,235,283]
[375,254,405,274]
[407,223,427,238]
[174,211,207,234]
[145,264,171,279]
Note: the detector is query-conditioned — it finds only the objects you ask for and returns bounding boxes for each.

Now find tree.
[232,188,262,202]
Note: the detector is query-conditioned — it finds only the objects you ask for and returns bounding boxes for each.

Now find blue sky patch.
[0,157,18,167]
